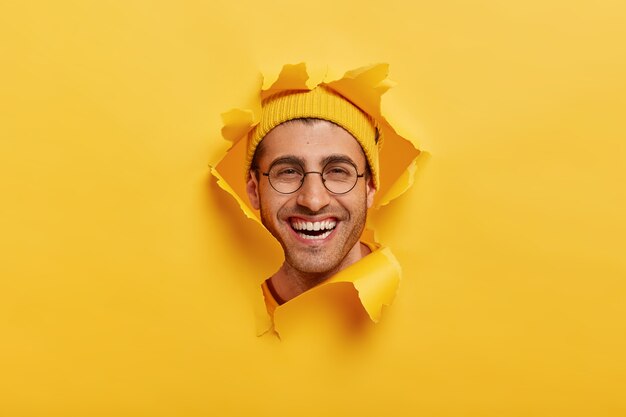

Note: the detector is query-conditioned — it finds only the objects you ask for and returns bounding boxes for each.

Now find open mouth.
[290,218,337,240]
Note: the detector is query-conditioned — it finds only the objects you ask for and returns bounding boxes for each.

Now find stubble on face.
[258,190,369,279]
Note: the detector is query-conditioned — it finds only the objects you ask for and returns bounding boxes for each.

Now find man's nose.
[296,173,331,212]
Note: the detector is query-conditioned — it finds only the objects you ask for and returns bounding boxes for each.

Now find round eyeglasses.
[262,159,366,194]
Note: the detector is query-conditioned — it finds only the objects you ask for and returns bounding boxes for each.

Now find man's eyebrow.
[268,155,306,167]
[320,154,360,168]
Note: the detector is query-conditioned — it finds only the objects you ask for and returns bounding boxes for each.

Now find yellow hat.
[245,85,381,188]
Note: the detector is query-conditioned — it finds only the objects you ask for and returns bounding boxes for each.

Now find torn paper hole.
[211,63,423,337]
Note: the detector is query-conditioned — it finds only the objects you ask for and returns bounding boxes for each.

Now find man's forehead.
[256,119,367,165]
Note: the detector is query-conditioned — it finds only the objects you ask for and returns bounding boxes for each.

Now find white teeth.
[290,219,337,232]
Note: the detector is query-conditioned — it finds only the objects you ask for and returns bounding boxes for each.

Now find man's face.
[246,119,376,276]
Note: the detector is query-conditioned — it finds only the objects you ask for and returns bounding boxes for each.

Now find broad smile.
[289,217,338,241]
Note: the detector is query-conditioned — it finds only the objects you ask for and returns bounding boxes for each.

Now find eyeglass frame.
[260,159,367,195]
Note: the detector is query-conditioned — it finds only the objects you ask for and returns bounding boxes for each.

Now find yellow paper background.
[1,1,625,416]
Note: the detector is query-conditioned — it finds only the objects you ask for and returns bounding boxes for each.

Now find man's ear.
[366,175,376,209]
[246,171,261,210]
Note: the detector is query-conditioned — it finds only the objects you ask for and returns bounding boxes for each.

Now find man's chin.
[289,266,338,279]
[285,254,341,276]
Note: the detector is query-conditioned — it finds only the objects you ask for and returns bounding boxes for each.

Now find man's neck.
[269,242,372,304]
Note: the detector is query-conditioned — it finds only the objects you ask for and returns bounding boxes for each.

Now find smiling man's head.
[245,86,381,304]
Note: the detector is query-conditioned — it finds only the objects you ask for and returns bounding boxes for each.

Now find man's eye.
[274,167,302,178]
[327,167,348,174]
[324,165,352,179]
